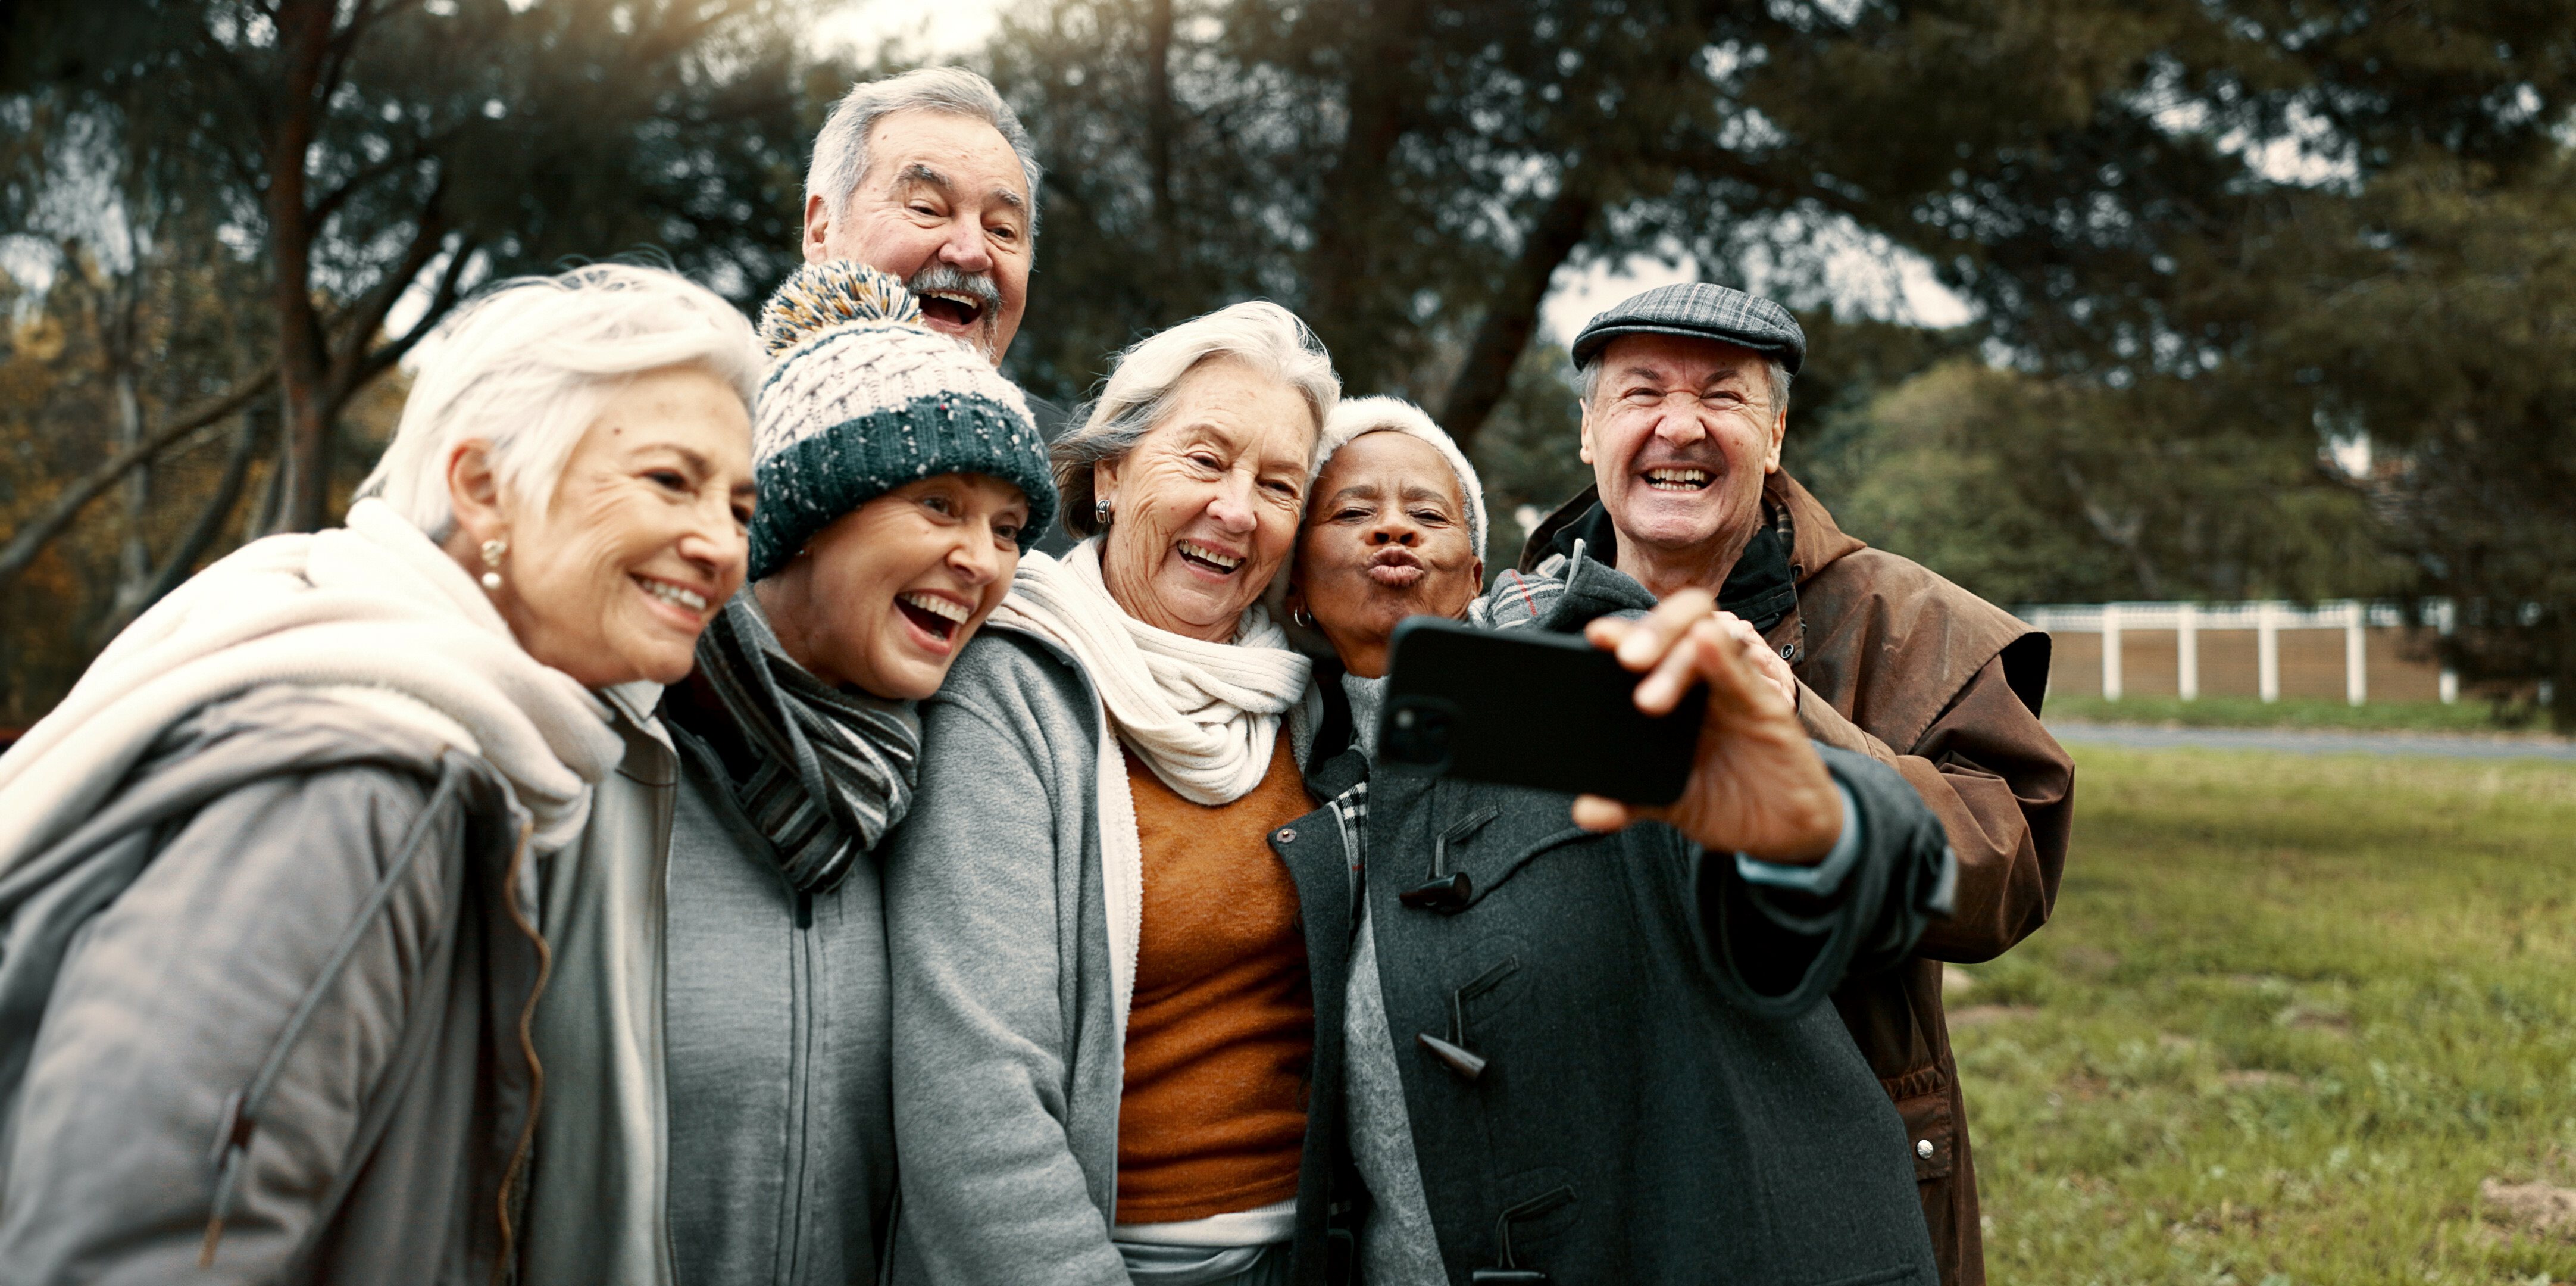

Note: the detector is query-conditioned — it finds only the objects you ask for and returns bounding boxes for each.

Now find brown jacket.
[1520,472,2075,1286]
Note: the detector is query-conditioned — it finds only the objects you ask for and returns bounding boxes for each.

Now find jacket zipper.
[780,884,818,1282]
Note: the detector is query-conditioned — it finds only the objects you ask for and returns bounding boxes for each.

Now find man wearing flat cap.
[1474,282,2077,1286]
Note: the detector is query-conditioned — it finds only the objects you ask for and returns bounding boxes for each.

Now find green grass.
[1954,745,2576,1285]
[2044,695,2555,736]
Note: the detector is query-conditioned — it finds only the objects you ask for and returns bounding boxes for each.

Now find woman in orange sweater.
[885,301,1339,1286]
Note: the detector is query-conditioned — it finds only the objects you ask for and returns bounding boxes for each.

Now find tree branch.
[327,195,448,393]
[308,146,426,233]
[352,232,476,386]
[1437,180,1598,451]
[0,367,281,592]
[105,409,267,633]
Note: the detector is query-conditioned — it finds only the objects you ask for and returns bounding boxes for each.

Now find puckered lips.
[1364,546,1425,589]
[1639,464,1717,493]
[1174,537,1247,580]
[916,289,986,335]
[634,573,717,629]
[894,587,975,654]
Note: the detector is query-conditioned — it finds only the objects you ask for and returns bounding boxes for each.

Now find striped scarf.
[684,591,921,894]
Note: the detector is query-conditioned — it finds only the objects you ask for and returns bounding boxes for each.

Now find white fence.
[2017,600,2458,706]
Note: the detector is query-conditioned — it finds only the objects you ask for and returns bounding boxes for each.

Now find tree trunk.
[1144,0,1176,249]
[1436,182,1596,451]
[111,321,151,600]
[1302,0,1433,392]
[268,0,336,533]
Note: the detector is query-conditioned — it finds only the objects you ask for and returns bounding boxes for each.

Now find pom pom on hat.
[758,260,927,355]
[746,260,1059,576]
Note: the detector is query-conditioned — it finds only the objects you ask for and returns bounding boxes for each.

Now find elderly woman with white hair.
[886,301,1337,1286]
[0,263,758,1283]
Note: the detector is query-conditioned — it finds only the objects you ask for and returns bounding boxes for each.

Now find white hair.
[1310,396,1490,555]
[805,67,1043,232]
[358,263,762,541]
[1052,300,1341,538]
[1577,351,1792,417]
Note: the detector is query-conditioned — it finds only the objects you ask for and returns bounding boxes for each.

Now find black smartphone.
[1376,617,1706,805]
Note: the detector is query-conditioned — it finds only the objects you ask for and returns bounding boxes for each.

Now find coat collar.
[1298,655,1373,801]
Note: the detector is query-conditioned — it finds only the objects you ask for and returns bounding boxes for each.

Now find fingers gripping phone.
[1377,617,1707,806]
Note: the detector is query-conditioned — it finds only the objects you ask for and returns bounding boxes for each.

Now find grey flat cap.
[1570,282,1806,374]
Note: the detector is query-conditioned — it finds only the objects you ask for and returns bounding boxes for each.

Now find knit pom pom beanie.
[747,260,1058,579]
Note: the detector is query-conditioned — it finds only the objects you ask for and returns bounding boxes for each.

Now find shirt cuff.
[1733,780,1862,898]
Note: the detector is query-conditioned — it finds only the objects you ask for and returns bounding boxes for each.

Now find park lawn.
[1952,745,2576,1286]
[2043,695,2555,736]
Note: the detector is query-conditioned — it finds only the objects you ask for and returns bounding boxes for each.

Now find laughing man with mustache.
[1475,283,2077,1286]
[801,67,1038,364]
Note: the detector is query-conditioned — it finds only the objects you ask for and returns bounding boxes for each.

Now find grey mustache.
[907,263,1001,308]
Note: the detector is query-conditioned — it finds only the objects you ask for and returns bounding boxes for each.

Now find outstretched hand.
[1572,590,1843,864]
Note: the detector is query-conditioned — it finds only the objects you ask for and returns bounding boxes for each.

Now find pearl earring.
[479,538,507,592]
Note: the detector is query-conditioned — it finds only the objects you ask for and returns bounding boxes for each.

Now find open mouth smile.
[895,589,970,644]
[637,575,712,619]
[1176,539,1245,576]
[917,291,987,332]
[1641,466,1715,492]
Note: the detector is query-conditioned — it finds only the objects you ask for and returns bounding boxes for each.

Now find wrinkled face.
[761,473,1030,701]
[804,108,1032,362]
[1095,358,1316,642]
[489,366,755,688]
[1578,333,1785,560]
[1289,430,1484,679]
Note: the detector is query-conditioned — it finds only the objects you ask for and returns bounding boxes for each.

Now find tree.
[6,0,817,535]
[2262,155,2576,726]
[1,0,830,719]
[978,0,2576,711]
[983,2,2570,434]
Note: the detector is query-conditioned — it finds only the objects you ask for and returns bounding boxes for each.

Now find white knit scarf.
[0,499,625,876]
[987,538,1311,1037]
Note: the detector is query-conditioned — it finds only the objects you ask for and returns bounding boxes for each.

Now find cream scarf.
[988,539,1311,1035]
[0,499,625,875]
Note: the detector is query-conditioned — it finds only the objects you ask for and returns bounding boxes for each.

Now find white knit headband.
[1309,395,1490,554]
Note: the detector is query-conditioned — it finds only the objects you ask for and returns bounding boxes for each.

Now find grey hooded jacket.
[881,626,1327,1286]
[0,686,545,1284]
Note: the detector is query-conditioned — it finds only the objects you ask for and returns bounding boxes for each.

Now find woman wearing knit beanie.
[512,260,1056,1286]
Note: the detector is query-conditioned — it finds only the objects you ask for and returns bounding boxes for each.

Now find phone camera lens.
[1381,700,1452,771]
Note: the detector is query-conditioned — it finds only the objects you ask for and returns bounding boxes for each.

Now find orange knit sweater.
[1113,735,1316,1222]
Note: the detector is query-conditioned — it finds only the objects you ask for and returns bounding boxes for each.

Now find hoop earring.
[479,538,508,593]
[1094,497,1113,526]
[1291,605,1313,629]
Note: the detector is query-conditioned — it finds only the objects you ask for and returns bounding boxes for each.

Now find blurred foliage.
[4,0,2575,722]
[0,247,407,723]
[3,0,818,532]
[971,0,2576,719]
[1800,358,2405,607]
[0,0,826,720]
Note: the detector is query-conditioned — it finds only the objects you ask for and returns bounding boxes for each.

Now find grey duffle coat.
[1273,662,1956,1282]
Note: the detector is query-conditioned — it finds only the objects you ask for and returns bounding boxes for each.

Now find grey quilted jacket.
[0,686,546,1284]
